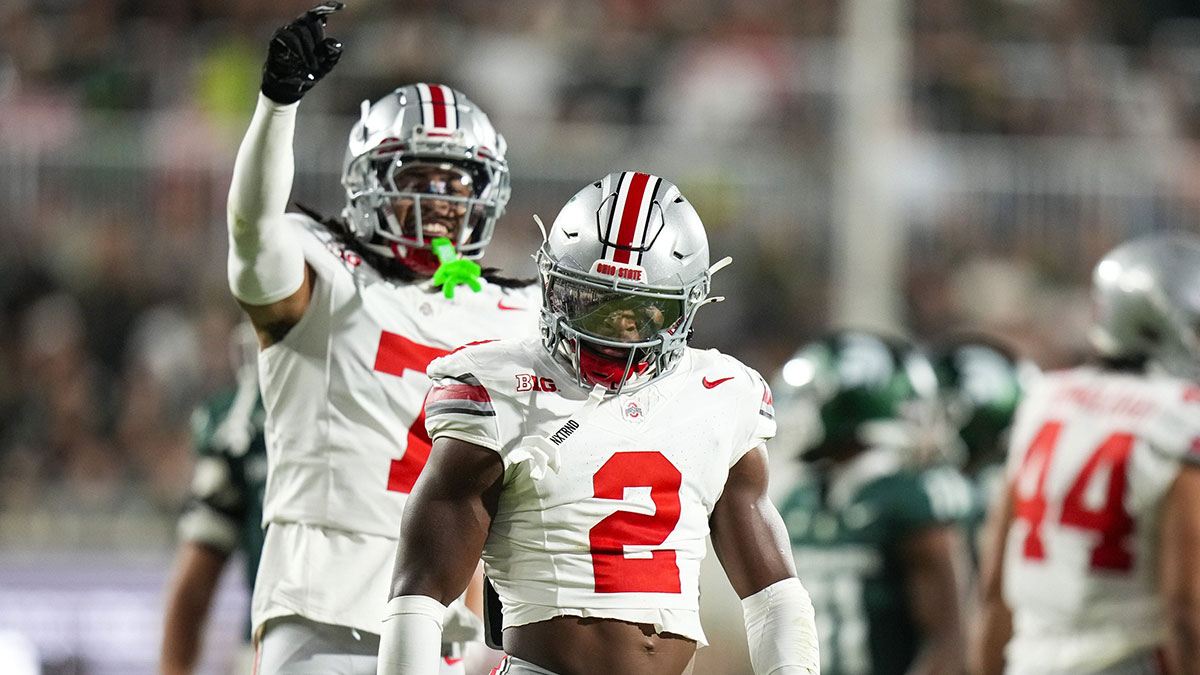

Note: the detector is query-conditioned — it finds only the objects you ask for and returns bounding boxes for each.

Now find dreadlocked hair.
[294,203,535,288]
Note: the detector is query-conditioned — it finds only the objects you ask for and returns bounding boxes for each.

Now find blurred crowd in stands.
[2,0,1200,538]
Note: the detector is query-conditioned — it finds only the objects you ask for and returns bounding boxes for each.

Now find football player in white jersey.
[225,4,539,674]
[376,172,820,675]
[974,233,1200,675]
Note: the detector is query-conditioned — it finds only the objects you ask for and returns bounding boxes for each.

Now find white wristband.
[376,595,447,675]
[742,577,820,675]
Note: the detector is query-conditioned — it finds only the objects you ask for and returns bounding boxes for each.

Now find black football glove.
[260,2,345,104]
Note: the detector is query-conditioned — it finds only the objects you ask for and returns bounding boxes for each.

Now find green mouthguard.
[430,237,482,299]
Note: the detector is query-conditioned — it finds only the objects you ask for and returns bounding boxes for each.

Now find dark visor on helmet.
[548,277,682,343]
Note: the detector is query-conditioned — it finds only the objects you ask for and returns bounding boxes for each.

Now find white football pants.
[256,615,465,675]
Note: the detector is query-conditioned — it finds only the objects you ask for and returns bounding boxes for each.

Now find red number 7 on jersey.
[1013,420,1135,571]
[374,331,451,494]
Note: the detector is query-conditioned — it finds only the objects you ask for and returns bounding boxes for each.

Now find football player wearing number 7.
[227,3,539,674]
[974,233,1200,675]
[377,172,820,675]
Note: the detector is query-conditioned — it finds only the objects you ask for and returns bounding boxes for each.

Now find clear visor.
[376,162,488,246]
[548,277,683,343]
[387,163,480,198]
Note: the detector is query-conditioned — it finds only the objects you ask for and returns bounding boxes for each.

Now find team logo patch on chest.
[515,373,557,392]
[619,390,662,423]
[622,400,645,422]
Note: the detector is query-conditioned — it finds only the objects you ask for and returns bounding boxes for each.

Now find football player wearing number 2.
[226,3,538,674]
[377,172,820,675]
[974,233,1200,675]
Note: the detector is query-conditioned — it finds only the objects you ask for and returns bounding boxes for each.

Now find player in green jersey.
[160,327,267,675]
[929,333,1035,565]
[775,330,974,675]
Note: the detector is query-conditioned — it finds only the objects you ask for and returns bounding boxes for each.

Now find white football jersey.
[424,338,777,645]
[1001,366,1200,673]
[251,214,540,635]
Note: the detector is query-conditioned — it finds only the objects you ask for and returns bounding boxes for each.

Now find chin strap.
[430,237,482,298]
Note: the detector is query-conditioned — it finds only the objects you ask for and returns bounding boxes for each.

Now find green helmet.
[775,330,939,461]
[930,334,1035,472]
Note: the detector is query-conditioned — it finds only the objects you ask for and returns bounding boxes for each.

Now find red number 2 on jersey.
[374,331,451,494]
[1013,420,1136,571]
[590,452,683,594]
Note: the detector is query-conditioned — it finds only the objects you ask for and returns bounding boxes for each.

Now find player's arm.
[970,483,1014,675]
[710,444,819,675]
[159,543,231,675]
[227,3,342,347]
[378,436,505,675]
[162,400,248,675]
[1160,463,1200,675]
[900,524,969,675]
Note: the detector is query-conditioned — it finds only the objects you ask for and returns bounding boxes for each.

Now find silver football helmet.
[537,172,719,393]
[341,83,510,274]
[1089,232,1200,380]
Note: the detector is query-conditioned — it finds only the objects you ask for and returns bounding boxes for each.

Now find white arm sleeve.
[742,577,820,675]
[226,92,307,305]
[377,595,446,675]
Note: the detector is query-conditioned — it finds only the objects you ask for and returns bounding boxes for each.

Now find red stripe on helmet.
[613,172,650,264]
[428,84,448,128]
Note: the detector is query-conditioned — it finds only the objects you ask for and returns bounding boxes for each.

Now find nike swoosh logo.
[444,656,464,665]
[497,300,524,311]
[702,376,734,389]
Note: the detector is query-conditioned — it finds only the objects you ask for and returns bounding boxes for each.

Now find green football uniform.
[964,459,1005,567]
[779,447,975,675]
[177,371,267,638]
